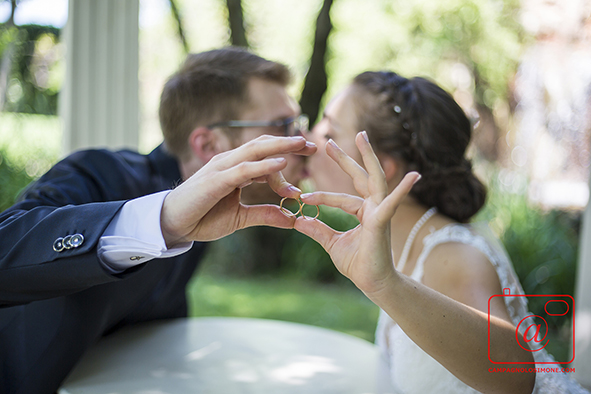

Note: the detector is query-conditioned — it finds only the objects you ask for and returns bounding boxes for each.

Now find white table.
[59,317,389,394]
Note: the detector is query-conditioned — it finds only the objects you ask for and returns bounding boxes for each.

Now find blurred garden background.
[1,0,590,365]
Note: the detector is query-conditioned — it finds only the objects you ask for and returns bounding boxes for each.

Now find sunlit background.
[1,0,590,369]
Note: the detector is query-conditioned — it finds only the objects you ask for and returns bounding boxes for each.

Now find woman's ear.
[378,154,400,184]
[188,127,226,163]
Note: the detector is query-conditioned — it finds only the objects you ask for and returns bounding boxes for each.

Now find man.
[0,47,316,394]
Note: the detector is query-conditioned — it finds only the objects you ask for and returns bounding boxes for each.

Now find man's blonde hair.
[159,47,291,159]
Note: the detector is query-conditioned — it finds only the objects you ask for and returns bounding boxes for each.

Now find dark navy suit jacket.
[0,145,207,394]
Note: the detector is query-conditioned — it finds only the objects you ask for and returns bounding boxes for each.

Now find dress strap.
[396,207,437,273]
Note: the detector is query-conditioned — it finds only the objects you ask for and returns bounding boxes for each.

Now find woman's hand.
[294,131,420,295]
[297,132,536,394]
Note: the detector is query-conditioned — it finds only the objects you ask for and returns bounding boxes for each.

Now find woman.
[293,71,588,394]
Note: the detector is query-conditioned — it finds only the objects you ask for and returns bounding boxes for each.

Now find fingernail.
[361,130,369,142]
[413,174,422,184]
[300,193,312,199]
[274,157,287,164]
[306,141,316,147]
[327,139,337,148]
[290,136,305,141]
[289,186,302,194]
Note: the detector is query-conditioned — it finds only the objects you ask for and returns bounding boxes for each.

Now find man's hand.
[160,135,316,246]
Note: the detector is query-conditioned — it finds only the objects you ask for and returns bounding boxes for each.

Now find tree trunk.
[299,0,334,125]
[7,0,15,25]
[168,0,189,53]
[226,0,248,47]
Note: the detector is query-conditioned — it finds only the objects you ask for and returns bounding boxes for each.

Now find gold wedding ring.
[279,197,303,217]
[301,201,320,220]
[279,197,320,220]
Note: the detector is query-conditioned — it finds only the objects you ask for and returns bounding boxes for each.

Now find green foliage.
[0,113,61,212]
[476,176,579,307]
[0,149,33,211]
[326,0,527,117]
[0,112,61,173]
[0,24,61,115]
[387,0,525,104]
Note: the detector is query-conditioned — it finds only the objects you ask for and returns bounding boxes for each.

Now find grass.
[187,272,380,343]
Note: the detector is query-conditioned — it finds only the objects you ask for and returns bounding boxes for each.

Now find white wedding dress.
[374,220,589,394]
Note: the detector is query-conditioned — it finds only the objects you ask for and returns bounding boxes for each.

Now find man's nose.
[303,123,318,142]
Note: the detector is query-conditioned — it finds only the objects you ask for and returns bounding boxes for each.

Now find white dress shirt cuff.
[98,190,193,272]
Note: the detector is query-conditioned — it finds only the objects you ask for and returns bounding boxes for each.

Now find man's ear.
[188,127,223,163]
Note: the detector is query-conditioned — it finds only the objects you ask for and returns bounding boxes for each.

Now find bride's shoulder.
[421,230,498,286]
[420,224,507,312]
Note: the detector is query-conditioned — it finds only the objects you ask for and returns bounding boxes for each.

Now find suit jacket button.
[69,233,84,248]
[53,237,65,252]
[63,235,72,249]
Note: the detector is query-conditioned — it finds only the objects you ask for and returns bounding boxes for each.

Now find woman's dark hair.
[352,71,486,222]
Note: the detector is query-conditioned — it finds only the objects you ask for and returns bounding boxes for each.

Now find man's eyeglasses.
[208,115,309,137]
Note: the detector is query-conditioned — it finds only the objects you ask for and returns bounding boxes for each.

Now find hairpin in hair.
[394,105,401,114]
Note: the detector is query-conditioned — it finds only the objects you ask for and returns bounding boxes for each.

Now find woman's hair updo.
[352,71,486,222]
